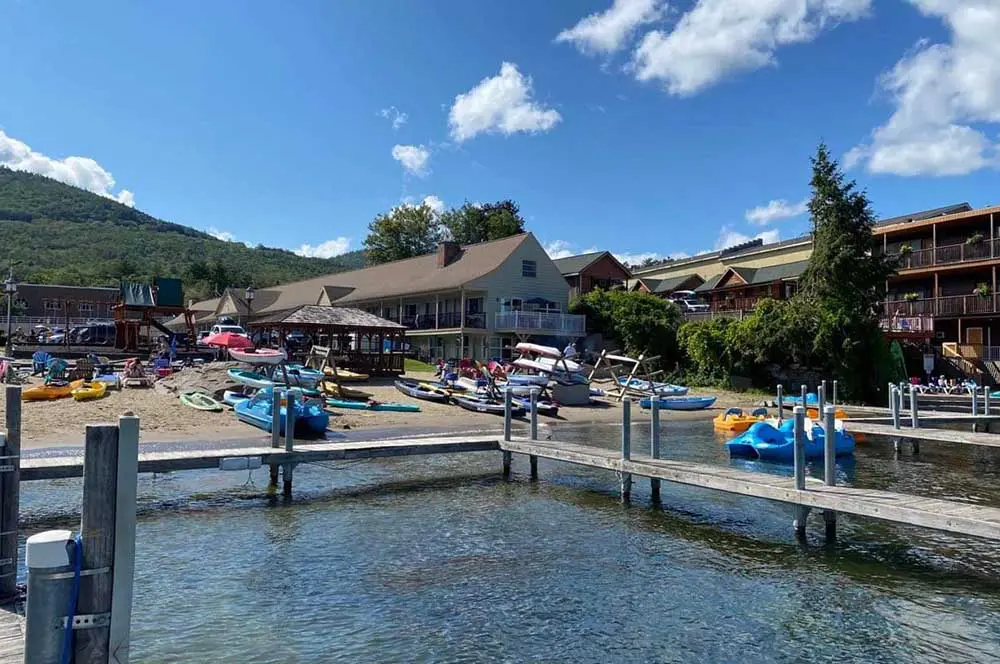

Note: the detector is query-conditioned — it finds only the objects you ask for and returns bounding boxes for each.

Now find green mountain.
[0,167,365,301]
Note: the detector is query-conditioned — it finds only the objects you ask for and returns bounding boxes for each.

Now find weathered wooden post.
[650,398,661,503]
[822,404,837,539]
[24,529,75,663]
[269,394,281,490]
[110,415,139,664]
[502,390,512,478]
[528,389,538,480]
[792,406,809,539]
[776,384,783,423]
[283,391,295,498]
[1,384,21,602]
[75,424,120,663]
[620,399,631,502]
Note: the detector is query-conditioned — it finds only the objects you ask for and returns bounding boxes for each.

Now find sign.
[923,353,935,376]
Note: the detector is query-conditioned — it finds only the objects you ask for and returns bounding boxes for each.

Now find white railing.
[495,311,586,336]
[6,316,113,327]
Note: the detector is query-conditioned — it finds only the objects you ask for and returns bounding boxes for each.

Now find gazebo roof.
[248,305,405,330]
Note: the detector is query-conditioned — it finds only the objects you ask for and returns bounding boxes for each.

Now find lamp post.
[3,268,17,358]
[244,284,256,342]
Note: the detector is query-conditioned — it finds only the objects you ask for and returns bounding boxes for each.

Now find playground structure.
[113,278,196,351]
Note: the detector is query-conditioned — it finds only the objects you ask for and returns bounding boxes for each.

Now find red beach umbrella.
[203,332,254,349]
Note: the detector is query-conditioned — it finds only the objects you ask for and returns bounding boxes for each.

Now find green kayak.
[326,398,420,413]
[180,391,224,412]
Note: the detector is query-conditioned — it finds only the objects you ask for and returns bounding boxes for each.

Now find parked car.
[197,331,212,346]
[209,324,248,336]
[284,331,310,352]
[74,323,116,346]
[669,290,710,313]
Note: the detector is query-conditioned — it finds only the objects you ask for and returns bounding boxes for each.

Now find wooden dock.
[18,435,1000,542]
[848,421,1000,449]
[0,606,23,664]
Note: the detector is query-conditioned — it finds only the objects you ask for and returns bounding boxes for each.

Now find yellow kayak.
[322,367,369,383]
[713,407,768,433]
[71,381,108,401]
[321,381,372,400]
[23,379,85,401]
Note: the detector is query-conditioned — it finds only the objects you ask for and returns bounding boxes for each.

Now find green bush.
[570,289,681,366]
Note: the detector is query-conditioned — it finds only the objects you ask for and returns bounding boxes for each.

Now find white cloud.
[0,129,136,206]
[544,240,584,259]
[422,195,445,214]
[448,62,562,142]
[745,198,808,225]
[715,226,780,250]
[631,0,871,96]
[206,227,236,242]
[847,1,1000,176]
[556,0,666,54]
[391,144,430,177]
[379,106,408,130]
[294,237,352,259]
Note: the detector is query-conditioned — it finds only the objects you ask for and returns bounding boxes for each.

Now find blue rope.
[60,534,83,664]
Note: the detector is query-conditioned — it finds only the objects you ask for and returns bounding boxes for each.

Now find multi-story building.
[4,283,117,327]
[182,233,585,361]
[552,251,632,300]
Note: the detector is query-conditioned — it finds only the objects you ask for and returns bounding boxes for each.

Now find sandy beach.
[0,371,766,449]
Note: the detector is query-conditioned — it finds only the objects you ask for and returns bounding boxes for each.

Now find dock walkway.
[0,606,23,664]
[848,421,1000,449]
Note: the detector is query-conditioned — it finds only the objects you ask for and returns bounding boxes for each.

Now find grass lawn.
[404,358,437,373]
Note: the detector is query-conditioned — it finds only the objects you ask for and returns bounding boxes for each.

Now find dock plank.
[847,422,1000,448]
[0,605,24,664]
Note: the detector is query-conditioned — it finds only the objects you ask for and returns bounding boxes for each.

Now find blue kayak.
[638,396,716,411]
[726,419,854,462]
[618,377,688,396]
[783,392,819,406]
[234,388,329,437]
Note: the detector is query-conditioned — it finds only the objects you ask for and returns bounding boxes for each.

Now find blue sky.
[1,0,997,264]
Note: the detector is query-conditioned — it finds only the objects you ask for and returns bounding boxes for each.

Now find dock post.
[792,406,809,539]
[909,384,919,430]
[887,382,893,411]
[502,391,512,479]
[891,385,901,430]
[283,391,295,498]
[800,384,807,405]
[822,404,838,540]
[832,380,838,407]
[269,394,281,490]
[776,384,783,423]
[1,385,21,602]
[650,398,661,503]
[528,389,538,480]
[24,530,75,663]
[620,400,631,502]
[75,424,120,663]
[984,387,991,416]
[110,415,139,664]
[972,388,979,418]
[818,380,826,416]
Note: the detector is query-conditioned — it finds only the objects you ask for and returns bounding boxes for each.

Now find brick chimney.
[437,241,461,268]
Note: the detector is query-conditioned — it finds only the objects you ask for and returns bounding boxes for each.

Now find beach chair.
[71,356,95,381]
[31,351,50,376]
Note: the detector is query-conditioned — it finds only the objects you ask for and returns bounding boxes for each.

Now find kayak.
[322,367,369,383]
[180,391,224,412]
[23,379,85,401]
[229,348,287,365]
[713,407,767,432]
[394,379,451,403]
[639,396,717,411]
[453,394,525,416]
[227,368,274,390]
[321,382,372,400]
[534,356,583,373]
[506,373,550,387]
[223,390,250,408]
[511,395,559,416]
[618,377,688,396]
[514,342,564,359]
[283,363,323,389]
[326,398,420,413]
[71,381,108,401]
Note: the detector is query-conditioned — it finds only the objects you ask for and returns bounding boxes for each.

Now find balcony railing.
[883,295,998,318]
[399,311,486,331]
[887,239,999,270]
[495,311,585,336]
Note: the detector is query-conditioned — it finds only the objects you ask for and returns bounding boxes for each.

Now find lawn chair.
[71,356,95,381]
[31,351,51,376]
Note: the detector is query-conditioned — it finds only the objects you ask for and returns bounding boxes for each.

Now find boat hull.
[639,396,716,411]
[229,348,286,365]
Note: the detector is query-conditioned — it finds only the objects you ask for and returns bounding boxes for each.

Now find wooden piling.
[110,416,139,664]
[269,394,280,490]
[620,400,631,502]
[0,385,20,602]
[283,392,295,498]
[528,390,538,479]
[650,399,661,503]
[502,391,512,478]
[75,424,120,663]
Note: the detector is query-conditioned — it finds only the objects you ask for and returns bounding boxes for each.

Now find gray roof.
[552,251,605,275]
[699,260,810,291]
[630,234,813,276]
[639,274,704,294]
[249,305,405,330]
[875,203,972,227]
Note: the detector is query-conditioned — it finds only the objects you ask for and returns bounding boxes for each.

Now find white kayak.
[514,342,563,359]
[535,356,582,373]
[229,348,287,365]
[513,358,553,374]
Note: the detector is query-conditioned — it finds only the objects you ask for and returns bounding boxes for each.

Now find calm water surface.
[16,418,1000,663]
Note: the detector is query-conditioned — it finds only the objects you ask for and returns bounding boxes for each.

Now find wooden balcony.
[887,239,1000,271]
[883,294,999,318]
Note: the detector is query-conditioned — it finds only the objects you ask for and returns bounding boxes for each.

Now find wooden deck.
[848,421,1000,448]
[18,435,1000,541]
[0,605,24,664]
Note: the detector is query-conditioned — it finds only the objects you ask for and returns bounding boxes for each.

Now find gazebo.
[247,305,407,376]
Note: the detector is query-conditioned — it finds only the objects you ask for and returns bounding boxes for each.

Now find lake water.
[17,419,1000,663]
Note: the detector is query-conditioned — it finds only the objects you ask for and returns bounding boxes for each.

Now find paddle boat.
[229,348,286,365]
[70,381,108,401]
[180,391,224,412]
[725,418,855,462]
[713,407,768,432]
[23,379,85,401]
[618,377,688,396]
[234,388,329,436]
[227,368,274,390]
[453,394,525,416]
[638,395,717,411]
[394,379,451,403]
[223,390,250,408]
[325,398,420,413]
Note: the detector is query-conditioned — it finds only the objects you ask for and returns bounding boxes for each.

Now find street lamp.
[4,269,17,358]
[244,284,256,340]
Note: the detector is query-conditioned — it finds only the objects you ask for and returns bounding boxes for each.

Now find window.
[78,302,95,315]
[43,299,63,312]
[465,297,483,314]
[522,260,537,278]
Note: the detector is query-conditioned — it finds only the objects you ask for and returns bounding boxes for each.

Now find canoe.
[229,348,287,365]
[180,391,224,412]
[618,377,688,396]
[639,395,717,411]
[227,368,274,390]
[71,381,108,401]
[23,379,85,401]
[726,419,855,462]
[321,382,372,400]
[713,407,767,432]
[234,389,329,436]
[322,367,369,383]
[453,394,525,416]
[222,390,250,407]
[326,398,420,413]
[394,379,451,403]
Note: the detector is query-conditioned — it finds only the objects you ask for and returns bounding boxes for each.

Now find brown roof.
[249,305,405,330]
